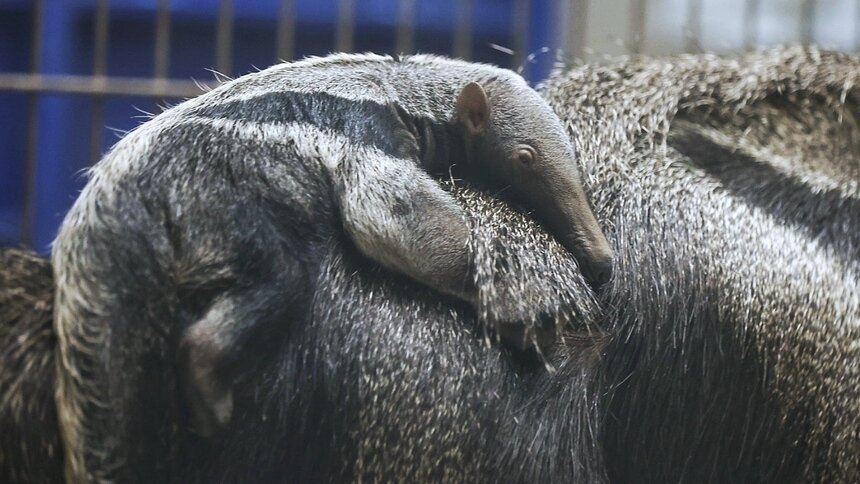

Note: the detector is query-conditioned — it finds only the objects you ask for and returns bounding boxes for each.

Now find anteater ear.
[456,82,490,135]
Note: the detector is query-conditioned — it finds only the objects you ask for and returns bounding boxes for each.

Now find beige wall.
[561,0,859,62]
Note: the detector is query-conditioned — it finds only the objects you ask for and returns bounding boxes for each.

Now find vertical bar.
[744,0,760,49]
[215,0,234,77]
[335,0,354,52]
[154,0,171,79]
[856,0,860,52]
[395,0,416,55]
[629,0,647,54]
[511,0,530,69]
[454,0,473,60]
[276,0,295,61]
[89,0,110,166]
[800,0,815,44]
[685,0,702,52]
[92,0,110,77]
[566,0,588,60]
[22,101,38,245]
[153,0,171,108]
[21,0,45,246]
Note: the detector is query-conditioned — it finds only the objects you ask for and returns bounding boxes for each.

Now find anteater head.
[454,78,613,286]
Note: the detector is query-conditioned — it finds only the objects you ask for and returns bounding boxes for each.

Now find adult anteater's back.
[0,248,62,483]
[542,46,860,483]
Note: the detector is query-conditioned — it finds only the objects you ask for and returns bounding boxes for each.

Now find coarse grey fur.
[5,47,857,483]
[51,53,608,482]
[541,45,860,483]
[0,248,62,484]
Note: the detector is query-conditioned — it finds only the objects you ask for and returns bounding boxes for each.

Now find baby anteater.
[52,53,610,482]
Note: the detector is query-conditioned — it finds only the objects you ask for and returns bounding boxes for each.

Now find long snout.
[524,170,613,286]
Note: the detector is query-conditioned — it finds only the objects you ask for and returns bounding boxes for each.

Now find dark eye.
[516,146,536,165]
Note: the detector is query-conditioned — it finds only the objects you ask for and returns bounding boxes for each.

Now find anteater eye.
[516,146,536,165]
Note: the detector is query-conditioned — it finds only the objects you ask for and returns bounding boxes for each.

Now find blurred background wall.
[0,0,858,252]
